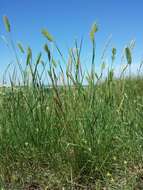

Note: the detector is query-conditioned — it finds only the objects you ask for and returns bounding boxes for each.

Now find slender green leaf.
[17,42,25,54]
[52,58,57,67]
[26,47,32,65]
[36,52,42,65]
[44,44,51,62]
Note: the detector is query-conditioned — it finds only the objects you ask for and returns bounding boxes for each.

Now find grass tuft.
[0,16,143,189]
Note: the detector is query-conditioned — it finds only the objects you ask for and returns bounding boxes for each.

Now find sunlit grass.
[0,16,143,189]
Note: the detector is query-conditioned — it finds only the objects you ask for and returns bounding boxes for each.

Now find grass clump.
[0,17,143,189]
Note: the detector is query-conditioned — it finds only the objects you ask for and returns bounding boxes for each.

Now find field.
[0,17,143,189]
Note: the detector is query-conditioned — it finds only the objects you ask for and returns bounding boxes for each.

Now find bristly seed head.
[125,47,132,65]
[90,22,98,42]
[3,15,11,32]
[41,29,54,42]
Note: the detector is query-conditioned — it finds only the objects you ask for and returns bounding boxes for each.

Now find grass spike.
[3,15,11,32]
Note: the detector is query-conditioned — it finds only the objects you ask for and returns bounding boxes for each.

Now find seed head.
[3,15,11,32]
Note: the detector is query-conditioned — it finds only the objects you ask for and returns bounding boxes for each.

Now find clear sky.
[0,0,143,77]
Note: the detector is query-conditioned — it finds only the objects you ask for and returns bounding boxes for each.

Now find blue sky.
[0,0,143,77]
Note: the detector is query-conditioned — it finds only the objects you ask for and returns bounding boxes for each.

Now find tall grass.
[0,16,143,189]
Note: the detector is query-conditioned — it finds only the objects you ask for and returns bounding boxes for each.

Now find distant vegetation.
[0,16,143,189]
